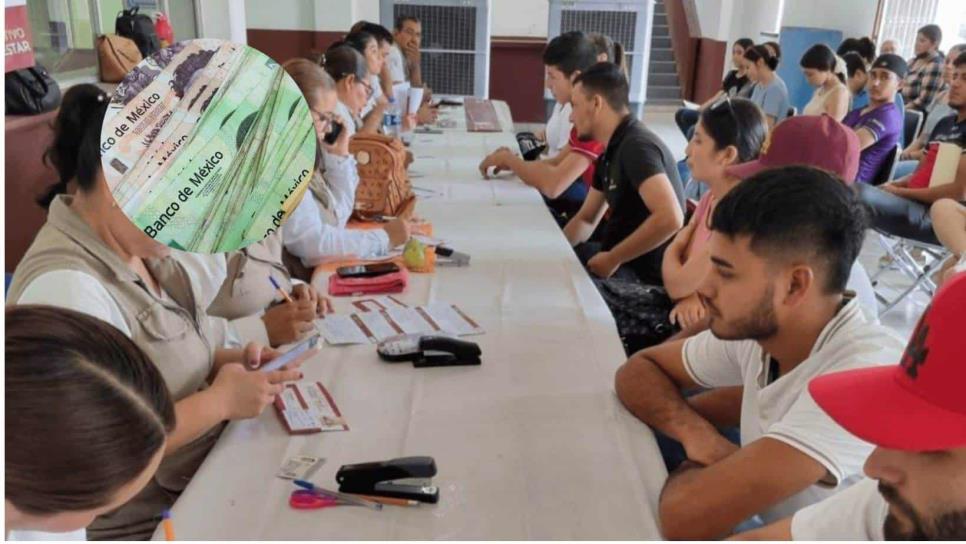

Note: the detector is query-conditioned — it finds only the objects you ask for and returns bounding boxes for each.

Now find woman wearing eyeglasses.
[321,45,374,139]
[661,97,768,337]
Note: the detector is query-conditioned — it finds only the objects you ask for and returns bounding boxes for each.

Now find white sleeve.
[388,46,406,84]
[681,330,747,388]
[282,194,390,263]
[765,389,876,487]
[790,478,886,540]
[16,270,132,336]
[322,151,360,228]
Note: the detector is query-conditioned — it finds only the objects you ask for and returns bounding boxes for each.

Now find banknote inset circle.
[100,39,317,254]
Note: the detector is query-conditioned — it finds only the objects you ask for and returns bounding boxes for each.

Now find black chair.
[904,110,924,149]
[869,143,901,186]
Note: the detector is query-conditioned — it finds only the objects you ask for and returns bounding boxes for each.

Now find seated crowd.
[5,18,965,543]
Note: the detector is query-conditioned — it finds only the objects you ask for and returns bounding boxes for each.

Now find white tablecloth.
[153,101,668,540]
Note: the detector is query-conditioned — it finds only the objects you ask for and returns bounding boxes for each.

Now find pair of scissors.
[289,490,345,510]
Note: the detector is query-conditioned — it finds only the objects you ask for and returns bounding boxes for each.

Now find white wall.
[241,0,548,37]
[491,0,547,37]
[780,0,877,39]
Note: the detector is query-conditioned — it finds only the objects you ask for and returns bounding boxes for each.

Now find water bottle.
[384,97,400,138]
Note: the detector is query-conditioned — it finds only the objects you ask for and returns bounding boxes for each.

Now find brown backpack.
[96,34,142,83]
[349,133,416,220]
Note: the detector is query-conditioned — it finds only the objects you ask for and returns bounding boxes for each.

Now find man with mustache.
[732,271,966,540]
[615,166,905,539]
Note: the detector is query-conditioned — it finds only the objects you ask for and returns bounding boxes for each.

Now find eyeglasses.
[356,77,374,98]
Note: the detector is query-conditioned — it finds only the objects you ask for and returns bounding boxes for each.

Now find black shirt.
[592,115,685,284]
[929,113,966,149]
[722,70,752,98]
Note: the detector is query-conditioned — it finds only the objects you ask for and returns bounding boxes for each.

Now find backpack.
[348,133,416,220]
[4,64,61,115]
[96,34,143,83]
[115,7,160,58]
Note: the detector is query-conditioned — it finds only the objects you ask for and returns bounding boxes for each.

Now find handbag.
[97,34,143,83]
[4,64,61,115]
[115,6,160,58]
[349,133,416,220]
[516,131,546,161]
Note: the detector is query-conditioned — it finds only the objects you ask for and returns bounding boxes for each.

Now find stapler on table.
[336,456,439,504]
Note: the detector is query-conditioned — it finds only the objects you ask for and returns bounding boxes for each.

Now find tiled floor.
[516,106,929,341]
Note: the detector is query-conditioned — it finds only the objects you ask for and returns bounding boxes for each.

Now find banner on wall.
[5,0,35,72]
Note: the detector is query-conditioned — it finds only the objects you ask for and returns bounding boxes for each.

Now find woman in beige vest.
[800,44,850,121]
[6,305,173,541]
[7,84,305,540]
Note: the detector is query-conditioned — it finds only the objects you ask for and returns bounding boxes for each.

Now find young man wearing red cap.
[731,272,966,540]
[857,54,966,245]
[615,166,905,539]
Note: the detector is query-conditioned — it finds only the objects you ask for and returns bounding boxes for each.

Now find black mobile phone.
[336,262,401,279]
[323,121,344,145]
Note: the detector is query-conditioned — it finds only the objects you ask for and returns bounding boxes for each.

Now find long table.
[153,101,668,540]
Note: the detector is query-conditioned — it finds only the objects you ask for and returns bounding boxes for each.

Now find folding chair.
[870,231,953,314]
[869,143,901,186]
[903,110,924,151]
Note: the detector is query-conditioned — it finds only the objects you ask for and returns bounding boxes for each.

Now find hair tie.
[833,55,847,78]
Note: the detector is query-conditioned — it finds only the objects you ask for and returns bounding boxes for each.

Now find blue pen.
[269,276,294,304]
[293,480,383,510]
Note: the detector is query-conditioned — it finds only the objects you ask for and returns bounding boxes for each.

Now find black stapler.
[336,456,439,504]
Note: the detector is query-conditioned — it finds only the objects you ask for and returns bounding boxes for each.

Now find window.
[877,0,966,60]
[24,0,198,84]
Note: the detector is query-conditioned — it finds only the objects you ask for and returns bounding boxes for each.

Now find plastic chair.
[869,143,901,186]
[904,110,924,151]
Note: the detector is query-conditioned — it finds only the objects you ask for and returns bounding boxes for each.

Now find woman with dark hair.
[5,305,175,540]
[589,32,627,78]
[674,37,756,138]
[349,20,395,96]
[842,51,871,109]
[342,31,391,134]
[6,84,303,539]
[322,44,375,137]
[662,97,768,337]
[800,43,849,120]
[743,44,790,127]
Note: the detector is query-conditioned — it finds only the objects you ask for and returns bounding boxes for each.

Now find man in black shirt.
[563,62,685,285]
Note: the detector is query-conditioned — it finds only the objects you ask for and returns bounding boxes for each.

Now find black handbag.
[4,64,61,115]
[116,6,160,58]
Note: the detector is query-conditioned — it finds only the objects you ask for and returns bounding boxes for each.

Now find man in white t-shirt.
[730,272,966,541]
[614,166,905,539]
[389,15,421,87]
[478,31,603,224]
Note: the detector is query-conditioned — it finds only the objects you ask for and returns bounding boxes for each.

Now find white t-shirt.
[387,43,406,84]
[333,100,358,137]
[682,297,904,524]
[545,102,573,156]
[791,477,887,540]
[7,529,85,541]
[360,74,383,118]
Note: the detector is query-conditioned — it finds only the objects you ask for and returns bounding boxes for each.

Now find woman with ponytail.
[7,84,305,539]
[800,43,850,121]
[743,44,791,127]
[589,32,628,79]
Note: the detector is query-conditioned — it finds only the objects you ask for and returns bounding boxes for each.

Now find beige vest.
[6,196,223,540]
[207,232,293,320]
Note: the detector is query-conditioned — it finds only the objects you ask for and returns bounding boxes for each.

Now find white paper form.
[318,315,372,345]
[424,303,485,336]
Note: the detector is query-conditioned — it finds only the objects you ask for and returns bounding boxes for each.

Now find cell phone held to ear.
[323,121,344,145]
[336,262,400,279]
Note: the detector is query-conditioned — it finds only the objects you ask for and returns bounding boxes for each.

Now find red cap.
[809,272,966,451]
[726,114,861,183]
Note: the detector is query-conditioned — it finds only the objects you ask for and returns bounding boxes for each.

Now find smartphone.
[336,262,401,278]
[259,334,321,373]
[323,121,344,145]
